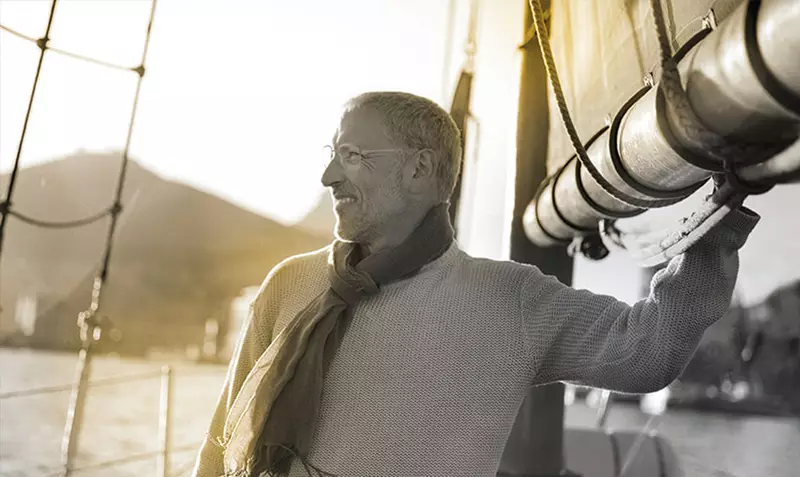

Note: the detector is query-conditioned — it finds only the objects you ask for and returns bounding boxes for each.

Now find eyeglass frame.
[322,143,415,168]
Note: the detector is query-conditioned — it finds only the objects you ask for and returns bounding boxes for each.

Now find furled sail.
[523,0,800,265]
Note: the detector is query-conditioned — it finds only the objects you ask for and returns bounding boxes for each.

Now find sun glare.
[0,0,451,224]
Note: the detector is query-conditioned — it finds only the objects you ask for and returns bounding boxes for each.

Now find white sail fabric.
[545,0,741,174]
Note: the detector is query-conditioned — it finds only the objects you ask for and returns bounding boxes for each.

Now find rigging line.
[47,444,201,476]
[0,23,37,43]
[649,0,777,161]
[617,413,662,477]
[0,0,58,316]
[0,370,163,399]
[0,23,136,73]
[97,0,157,286]
[58,4,157,473]
[610,0,777,266]
[3,180,141,232]
[517,7,551,50]
[527,0,675,210]
[7,186,140,344]
[6,206,111,229]
[48,44,138,73]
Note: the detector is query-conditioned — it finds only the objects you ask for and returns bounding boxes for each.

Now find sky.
[0,0,457,224]
[2,0,798,307]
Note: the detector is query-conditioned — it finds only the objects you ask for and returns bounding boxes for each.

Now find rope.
[529,2,785,470]
[0,23,141,72]
[0,0,58,312]
[527,0,677,210]
[44,443,200,476]
[529,0,787,267]
[649,0,781,169]
[47,44,139,73]
[91,1,156,290]
[607,0,788,466]
[0,370,163,399]
[610,0,782,267]
[0,1,159,473]
[616,414,662,477]
[620,182,750,267]
[3,204,115,229]
[527,0,782,228]
[0,23,38,43]
[0,0,154,315]
[517,7,550,50]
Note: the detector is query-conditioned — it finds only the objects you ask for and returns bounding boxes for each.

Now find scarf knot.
[328,242,379,306]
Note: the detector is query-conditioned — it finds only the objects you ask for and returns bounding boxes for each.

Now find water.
[0,349,222,477]
[1,349,798,477]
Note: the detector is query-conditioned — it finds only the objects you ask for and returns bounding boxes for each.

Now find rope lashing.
[528,0,678,210]
[648,0,781,197]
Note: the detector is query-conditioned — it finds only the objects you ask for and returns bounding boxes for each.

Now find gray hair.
[343,91,463,203]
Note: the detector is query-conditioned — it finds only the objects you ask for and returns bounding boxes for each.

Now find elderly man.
[192,91,758,477]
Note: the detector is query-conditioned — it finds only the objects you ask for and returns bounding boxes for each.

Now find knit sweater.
[192,207,759,477]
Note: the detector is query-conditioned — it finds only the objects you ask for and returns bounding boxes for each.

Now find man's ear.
[413,149,436,180]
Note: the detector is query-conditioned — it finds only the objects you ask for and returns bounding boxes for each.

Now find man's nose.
[321,157,344,187]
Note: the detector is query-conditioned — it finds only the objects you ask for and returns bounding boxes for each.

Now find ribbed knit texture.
[192,207,759,477]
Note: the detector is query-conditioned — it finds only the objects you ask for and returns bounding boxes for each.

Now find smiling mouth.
[333,194,358,205]
[337,197,357,203]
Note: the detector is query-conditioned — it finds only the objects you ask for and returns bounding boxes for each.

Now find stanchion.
[157,366,174,477]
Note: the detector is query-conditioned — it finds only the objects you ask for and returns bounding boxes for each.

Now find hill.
[297,191,336,239]
[0,151,330,354]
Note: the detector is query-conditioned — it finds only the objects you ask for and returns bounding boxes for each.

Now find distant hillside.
[0,151,330,353]
[297,191,336,239]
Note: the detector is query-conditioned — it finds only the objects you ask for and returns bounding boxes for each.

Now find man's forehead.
[333,107,392,148]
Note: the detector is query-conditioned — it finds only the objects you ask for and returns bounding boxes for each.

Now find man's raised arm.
[519,206,760,393]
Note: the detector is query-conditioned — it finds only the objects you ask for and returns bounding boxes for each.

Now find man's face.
[322,107,410,243]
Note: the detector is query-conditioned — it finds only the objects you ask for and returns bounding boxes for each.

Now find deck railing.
[0,365,200,477]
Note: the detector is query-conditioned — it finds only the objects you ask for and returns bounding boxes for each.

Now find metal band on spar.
[525,0,800,247]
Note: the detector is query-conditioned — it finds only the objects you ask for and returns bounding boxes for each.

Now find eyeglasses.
[322,143,407,168]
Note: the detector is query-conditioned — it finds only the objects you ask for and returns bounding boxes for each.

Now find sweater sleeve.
[190,266,282,477]
[520,206,760,393]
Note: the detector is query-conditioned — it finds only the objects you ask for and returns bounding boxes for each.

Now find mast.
[498,1,574,475]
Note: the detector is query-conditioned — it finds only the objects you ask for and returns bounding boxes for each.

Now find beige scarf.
[221,203,454,476]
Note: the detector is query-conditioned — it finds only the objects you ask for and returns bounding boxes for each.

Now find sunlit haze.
[3,0,799,306]
[0,0,457,224]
